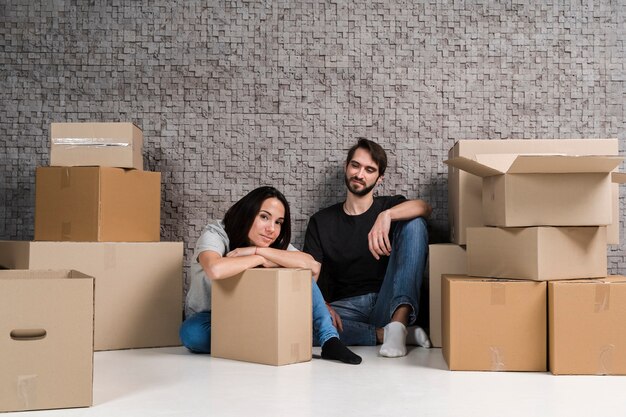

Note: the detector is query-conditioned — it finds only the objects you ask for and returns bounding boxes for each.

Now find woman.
[180,186,361,365]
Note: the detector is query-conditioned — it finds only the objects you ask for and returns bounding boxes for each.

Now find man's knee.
[395,216,428,240]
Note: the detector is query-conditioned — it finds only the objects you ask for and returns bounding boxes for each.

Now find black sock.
[321,337,362,365]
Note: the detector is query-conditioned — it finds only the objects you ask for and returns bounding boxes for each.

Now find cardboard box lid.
[445,154,623,177]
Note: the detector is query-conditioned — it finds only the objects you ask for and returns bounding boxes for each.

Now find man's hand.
[326,303,343,332]
[368,210,392,260]
[226,246,257,258]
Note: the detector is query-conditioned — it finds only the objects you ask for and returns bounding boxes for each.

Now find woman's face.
[247,197,285,247]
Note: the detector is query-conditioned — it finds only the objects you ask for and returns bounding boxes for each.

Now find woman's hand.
[226,246,257,258]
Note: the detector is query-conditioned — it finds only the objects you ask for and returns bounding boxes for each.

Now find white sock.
[379,322,407,358]
[406,326,432,348]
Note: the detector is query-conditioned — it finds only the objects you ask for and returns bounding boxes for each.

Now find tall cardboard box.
[445,154,622,227]
[50,122,143,170]
[428,244,467,348]
[442,275,546,372]
[211,268,312,366]
[0,241,183,351]
[447,139,620,244]
[35,166,161,242]
[0,270,94,412]
[467,226,607,281]
[549,276,626,375]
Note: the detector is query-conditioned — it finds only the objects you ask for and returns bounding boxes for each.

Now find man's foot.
[321,337,362,364]
[406,325,431,348]
[379,321,407,358]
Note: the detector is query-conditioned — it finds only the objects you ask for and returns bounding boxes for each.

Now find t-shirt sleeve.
[194,223,228,259]
[302,216,324,263]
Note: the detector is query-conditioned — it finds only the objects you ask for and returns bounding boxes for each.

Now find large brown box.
[50,122,143,170]
[446,154,622,228]
[428,243,467,348]
[211,268,312,366]
[0,241,183,351]
[442,275,547,372]
[467,226,607,281]
[549,276,626,375]
[35,166,161,242]
[447,139,620,244]
[0,270,94,412]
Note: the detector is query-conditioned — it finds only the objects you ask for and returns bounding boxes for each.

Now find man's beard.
[345,175,377,196]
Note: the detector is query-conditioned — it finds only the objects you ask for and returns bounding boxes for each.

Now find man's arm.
[368,199,431,260]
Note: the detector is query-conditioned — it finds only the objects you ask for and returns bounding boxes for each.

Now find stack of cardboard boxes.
[429,139,626,375]
[0,123,184,412]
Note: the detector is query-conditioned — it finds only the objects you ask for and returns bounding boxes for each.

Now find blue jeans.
[329,217,429,346]
[179,278,338,353]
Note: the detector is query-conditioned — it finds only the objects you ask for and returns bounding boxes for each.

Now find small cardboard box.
[445,154,623,227]
[442,275,547,372]
[50,122,143,170]
[447,139,620,244]
[467,226,607,281]
[211,268,312,366]
[35,166,161,242]
[0,269,94,412]
[549,276,626,375]
[0,241,183,351]
[428,244,467,348]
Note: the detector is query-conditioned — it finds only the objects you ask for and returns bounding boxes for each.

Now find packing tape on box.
[291,343,300,361]
[597,344,615,375]
[104,245,117,270]
[490,282,506,305]
[52,137,130,147]
[489,346,505,371]
[17,375,37,408]
[594,283,610,313]
[61,167,71,188]
[61,222,72,240]
[292,275,301,292]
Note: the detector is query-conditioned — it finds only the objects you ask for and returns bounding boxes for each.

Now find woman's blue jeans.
[328,217,429,346]
[179,278,338,353]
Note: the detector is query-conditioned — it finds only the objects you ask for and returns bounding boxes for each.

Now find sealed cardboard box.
[428,244,467,348]
[35,166,161,242]
[0,241,182,351]
[447,139,620,244]
[0,269,93,412]
[446,154,622,227]
[549,276,626,375]
[442,275,546,372]
[212,268,312,366]
[50,122,143,170]
[467,226,607,281]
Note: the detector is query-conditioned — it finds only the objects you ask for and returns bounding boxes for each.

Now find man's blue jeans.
[328,217,429,346]
[179,278,338,353]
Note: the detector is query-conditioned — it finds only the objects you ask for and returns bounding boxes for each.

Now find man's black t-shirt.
[303,195,406,302]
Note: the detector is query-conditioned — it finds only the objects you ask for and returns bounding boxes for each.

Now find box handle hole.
[10,329,47,341]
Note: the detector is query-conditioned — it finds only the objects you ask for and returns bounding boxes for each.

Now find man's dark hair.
[223,186,291,251]
[346,137,388,176]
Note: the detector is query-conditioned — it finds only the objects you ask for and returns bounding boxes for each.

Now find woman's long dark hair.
[223,186,291,251]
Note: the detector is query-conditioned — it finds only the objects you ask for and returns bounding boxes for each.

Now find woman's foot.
[321,337,362,364]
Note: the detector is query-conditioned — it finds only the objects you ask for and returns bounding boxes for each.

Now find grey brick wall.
[1,1,625,289]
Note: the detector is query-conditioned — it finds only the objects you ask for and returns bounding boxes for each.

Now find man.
[303,138,431,357]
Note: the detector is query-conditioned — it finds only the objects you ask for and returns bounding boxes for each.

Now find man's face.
[344,148,382,196]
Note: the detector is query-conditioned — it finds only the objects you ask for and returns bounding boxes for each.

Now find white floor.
[8,346,626,417]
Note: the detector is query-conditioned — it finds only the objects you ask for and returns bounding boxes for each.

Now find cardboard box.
[0,269,93,412]
[0,241,183,351]
[442,275,546,372]
[428,244,467,348]
[35,166,161,242]
[446,154,622,227]
[211,268,312,366]
[467,226,607,281]
[447,139,620,244]
[549,276,626,375]
[50,122,143,170]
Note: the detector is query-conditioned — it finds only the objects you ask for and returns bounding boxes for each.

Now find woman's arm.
[255,247,321,279]
[198,250,266,280]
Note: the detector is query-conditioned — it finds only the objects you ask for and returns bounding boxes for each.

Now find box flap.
[446,154,623,176]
